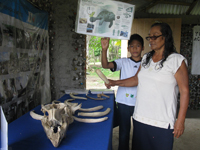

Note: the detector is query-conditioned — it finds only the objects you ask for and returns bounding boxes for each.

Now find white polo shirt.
[111,57,141,106]
[133,53,187,129]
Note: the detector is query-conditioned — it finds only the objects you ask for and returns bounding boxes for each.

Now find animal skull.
[30,99,110,147]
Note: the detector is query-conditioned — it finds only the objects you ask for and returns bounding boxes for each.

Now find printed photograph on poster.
[29,53,38,70]
[25,31,32,49]
[16,28,26,49]
[41,36,47,50]
[2,23,16,47]
[8,52,20,74]
[19,53,30,72]
[75,0,135,40]
[15,76,26,94]
[1,78,17,103]
[0,52,9,75]
[0,61,8,75]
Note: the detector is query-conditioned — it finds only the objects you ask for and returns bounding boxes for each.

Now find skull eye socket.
[53,125,61,133]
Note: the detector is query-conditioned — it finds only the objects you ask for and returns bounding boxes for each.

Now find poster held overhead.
[75,0,135,40]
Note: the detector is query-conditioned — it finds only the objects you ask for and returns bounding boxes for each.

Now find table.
[8,92,115,150]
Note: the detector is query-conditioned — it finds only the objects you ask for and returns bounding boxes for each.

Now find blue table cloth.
[8,93,115,150]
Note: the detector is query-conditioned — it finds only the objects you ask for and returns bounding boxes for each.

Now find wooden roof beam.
[186,0,198,15]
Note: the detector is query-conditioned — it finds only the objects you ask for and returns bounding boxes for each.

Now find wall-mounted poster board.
[0,0,50,123]
[75,0,135,40]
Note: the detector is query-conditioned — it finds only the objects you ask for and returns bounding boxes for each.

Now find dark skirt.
[132,119,174,150]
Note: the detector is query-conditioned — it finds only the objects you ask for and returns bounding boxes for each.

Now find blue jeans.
[117,103,135,150]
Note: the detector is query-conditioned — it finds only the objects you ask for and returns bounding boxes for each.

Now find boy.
[101,34,144,150]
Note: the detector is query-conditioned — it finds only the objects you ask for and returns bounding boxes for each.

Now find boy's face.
[128,40,143,58]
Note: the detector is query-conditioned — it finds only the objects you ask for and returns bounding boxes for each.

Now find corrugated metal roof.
[190,0,200,15]
[148,4,189,15]
[146,0,200,15]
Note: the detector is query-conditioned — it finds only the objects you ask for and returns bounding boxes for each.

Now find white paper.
[75,0,135,40]
[0,106,8,150]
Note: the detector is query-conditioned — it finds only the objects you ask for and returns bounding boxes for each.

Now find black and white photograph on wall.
[8,52,20,74]
[24,31,32,49]
[2,79,14,102]
[36,34,41,50]
[28,53,37,70]
[15,76,25,95]
[19,53,30,72]
[16,28,25,49]
[2,24,16,47]
[41,36,47,50]
[26,72,39,91]
[0,61,8,75]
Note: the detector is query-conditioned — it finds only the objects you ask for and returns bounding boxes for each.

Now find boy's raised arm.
[101,37,114,69]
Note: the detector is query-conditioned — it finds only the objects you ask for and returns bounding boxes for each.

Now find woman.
[106,22,189,150]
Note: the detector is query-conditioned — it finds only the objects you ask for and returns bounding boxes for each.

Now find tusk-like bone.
[70,93,87,100]
[79,105,103,112]
[30,111,44,120]
[73,116,108,123]
[78,108,111,117]
[86,95,106,100]
[95,69,109,84]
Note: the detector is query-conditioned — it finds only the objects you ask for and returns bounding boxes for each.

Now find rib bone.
[78,108,110,117]
[79,105,103,111]
[73,116,108,123]
[69,92,87,100]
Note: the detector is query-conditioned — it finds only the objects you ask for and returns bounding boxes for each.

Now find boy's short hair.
[128,34,144,47]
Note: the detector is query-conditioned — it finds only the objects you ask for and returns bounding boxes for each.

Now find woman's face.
[148,25,165,51]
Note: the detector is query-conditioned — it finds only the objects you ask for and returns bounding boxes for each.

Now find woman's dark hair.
[142,22,177,69]
[128,33,144,47]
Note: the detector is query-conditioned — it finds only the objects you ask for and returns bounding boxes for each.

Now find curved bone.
[97,93,110,98]
[73,116,108,123]
[78,108,110,117]
[79,105,103,111]
[30,111,44,120]
[70,92,87,100]
[95,69,109,84]
[86,95,106,100]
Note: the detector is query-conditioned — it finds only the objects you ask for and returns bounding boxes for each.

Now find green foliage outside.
[87,36,121,80]
[88,36,121,63]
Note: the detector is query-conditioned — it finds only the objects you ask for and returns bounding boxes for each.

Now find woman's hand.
[105,79,116,89]
[173,120,185,138]
[101,37,110,51]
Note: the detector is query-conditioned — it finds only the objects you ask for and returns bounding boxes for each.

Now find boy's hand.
[101,37,110,51]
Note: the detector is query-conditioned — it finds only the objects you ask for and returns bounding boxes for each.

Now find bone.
[69,92,87,100]
[86,95,106,100]
[95,69,109,84]
[97,92,110,98]
[78,108,110,117]
[30,111,43,120]
[73,116,108,123]
[79,105,103,111]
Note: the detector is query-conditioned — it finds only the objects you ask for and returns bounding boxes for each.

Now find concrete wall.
[50,0,86,99]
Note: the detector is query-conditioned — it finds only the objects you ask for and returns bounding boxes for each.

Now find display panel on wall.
[0,0,50,123]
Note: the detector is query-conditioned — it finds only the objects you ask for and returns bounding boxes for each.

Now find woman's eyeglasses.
[146,35,163,41]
